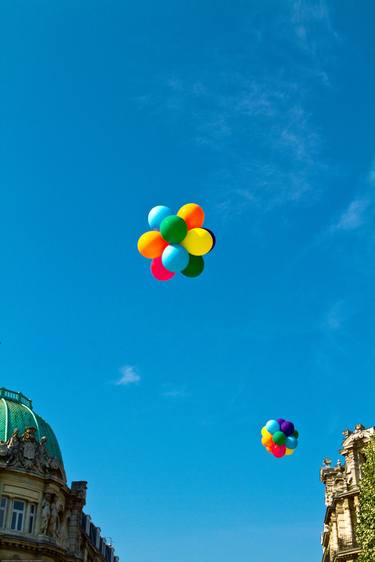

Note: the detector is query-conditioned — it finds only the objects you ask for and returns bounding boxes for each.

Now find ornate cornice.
[333,546,361,560]
[0,532,82,561]
[340,425,375,452]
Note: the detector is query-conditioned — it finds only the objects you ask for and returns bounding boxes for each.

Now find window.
[0,497,8,528]
[28,503,37,533]
[11,500,25,531]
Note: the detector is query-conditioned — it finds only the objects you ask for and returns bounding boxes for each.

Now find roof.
[0,387,63,464]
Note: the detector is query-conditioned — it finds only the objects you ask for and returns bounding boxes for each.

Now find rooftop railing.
[0,388,33,409]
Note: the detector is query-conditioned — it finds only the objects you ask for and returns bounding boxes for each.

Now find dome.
[0,387,63,464]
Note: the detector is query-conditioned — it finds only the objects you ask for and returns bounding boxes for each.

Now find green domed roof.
[0,388,63,464]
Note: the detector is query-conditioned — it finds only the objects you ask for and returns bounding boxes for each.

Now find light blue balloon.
[162,245,189,273]
[148,205,172,229]
[285,436,298,449]
[265,419,280,434]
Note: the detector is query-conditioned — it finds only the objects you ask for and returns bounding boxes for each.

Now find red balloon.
[271,443,286,458]
[150,257,175,281]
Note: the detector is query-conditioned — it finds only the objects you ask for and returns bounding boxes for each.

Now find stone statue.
[50,457,59,470]
[49,499,60,539]
[40,494,51,535]
[7,428,20,447]
[346,462,353,486]
[21,427,38,469]
[6,428,21,465]
[0,426,65,481]
[35,436,49,471]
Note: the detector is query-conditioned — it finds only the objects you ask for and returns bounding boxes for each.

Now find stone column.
[67,480,87,554]
[343,497,354,547]
[352,495,360,547]
[329,514,339,559]
[336,498,353,550]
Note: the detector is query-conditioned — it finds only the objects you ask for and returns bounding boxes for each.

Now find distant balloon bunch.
[137,203,216,281]
[261,418,299,459]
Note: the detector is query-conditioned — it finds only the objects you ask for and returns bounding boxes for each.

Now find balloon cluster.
[137,203,215,281]
[261,418,299,459]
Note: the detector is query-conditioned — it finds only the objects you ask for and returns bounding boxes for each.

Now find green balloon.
[160,215,188,244]
[182,255,204,278]
[293,430,299,439]
[272,431,286,445]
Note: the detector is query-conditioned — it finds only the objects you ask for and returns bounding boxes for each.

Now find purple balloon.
[277,418,285,425]
[281,421,295,436]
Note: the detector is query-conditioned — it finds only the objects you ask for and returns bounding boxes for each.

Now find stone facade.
[320,424,375,562]
[0,390,119,562]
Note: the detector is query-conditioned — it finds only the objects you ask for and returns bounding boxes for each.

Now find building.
[320,423,375,562]
[0,387,119,562]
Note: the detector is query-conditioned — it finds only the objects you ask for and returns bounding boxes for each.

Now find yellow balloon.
[261,427,271,438]
[261,434,272,446]
[181,228,213,256]
[285,448,295,456]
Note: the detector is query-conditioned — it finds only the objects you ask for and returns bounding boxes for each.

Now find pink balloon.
[150,257,175,281]
[271,443,286,458]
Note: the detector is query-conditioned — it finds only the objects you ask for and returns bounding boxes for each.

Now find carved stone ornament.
[39,492,66,541]
[333,476,346,493]
[0,426,64,479]
[40,494,52,535]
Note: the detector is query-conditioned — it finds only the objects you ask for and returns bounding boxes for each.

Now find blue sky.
[1,1,374,561]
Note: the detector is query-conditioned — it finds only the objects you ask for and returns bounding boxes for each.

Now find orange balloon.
[261,439,272,452]
[137,231,168,259]
[177,203,205,230]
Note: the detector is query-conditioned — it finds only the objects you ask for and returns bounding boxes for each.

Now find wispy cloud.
[116,365,141,386]
[148,74,329,216]
[291,0,339,58]
[332,199,370,232]
[324,158,375,239]
[161,385,190,399]
[132,2,338,216]
[322,301,345,332]
[368,162,375,184]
